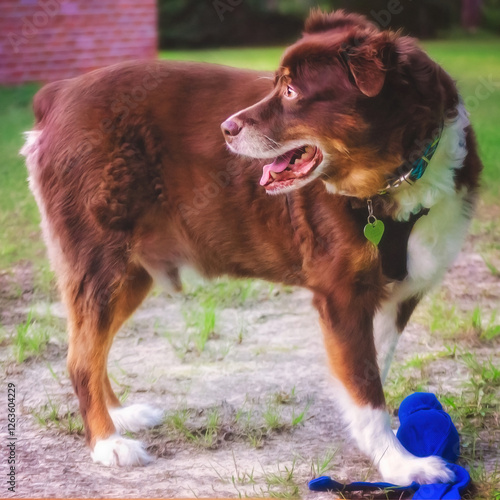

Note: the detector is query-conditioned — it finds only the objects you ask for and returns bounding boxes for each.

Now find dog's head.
[222,10,458,198]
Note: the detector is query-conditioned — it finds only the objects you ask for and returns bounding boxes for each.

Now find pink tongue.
[259,150,296,186]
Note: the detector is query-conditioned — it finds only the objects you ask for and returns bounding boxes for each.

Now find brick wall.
[0,0,157,85]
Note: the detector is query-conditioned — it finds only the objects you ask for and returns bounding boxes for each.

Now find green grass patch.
[465,464,500,500]
[157,275,276,361]
[417,293,500,341]
[156,389,311,451]
[260,459,300,498]
[0,84,45,269]
[309,448,339,478]
[10,309,65,363]
[184,276,266,308]
[182,298,218,354]
[385,372,429,412]
[442,353,500,460]
[160,46,284,71]
[422,39,500,202]
[163,406,222,448]
[158,298,221,360]
[31,394,84,436]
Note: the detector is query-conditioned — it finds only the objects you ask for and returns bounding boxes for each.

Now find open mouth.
[259,145,323,191]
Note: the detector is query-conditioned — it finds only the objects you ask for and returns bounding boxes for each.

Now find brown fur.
[27,11,481,454]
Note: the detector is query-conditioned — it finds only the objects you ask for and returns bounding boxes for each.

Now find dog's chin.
[225,141,274,159]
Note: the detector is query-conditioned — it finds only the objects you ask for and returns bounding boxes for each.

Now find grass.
[483,255,500,276]
[161,405,224,449]
[183,298,218,353]
[417,292,500,341]
[10,308,65,363]
[160,46,285,71]
[158,276,279,360]
[420,39,500,201]
[155,389,311,451]
[387,348,500,433]
[221,455,302,499]
[0,85,47,270]
[158,299,221,360]
[440,352,500,499]
[162,406,223,448]
[224,450,340,499]
[385,372,429,412]
[227,452,257,488]
[31,394,84,436]
[260,459,300,498]
[13,311,47,362]
[309,448,339,478]
[184,276,266,308]
[466,464,500,500]
[262,401,284,431]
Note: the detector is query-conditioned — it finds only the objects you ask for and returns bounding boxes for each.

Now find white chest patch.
[394,103,473,295]
[373,103,474,379]
[392,104,470,221]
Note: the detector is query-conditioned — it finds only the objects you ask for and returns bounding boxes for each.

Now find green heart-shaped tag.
[364,219,385,246]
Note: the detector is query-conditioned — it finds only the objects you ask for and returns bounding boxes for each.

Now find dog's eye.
[284,85,298,99]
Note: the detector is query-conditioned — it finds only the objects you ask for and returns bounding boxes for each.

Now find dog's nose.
[221,119,242,138]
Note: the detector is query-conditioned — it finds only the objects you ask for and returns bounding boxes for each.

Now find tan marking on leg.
[65,264,153,446]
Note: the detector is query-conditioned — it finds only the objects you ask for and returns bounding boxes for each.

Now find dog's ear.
[305,8,378,34]
[396,36,459,116]
[342,32,395,98]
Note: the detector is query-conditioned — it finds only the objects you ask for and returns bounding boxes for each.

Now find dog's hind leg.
[101,267,164,435]
[65,262,161,466]
[313,291,454,486]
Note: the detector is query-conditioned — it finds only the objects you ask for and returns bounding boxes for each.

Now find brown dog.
[23,10,481,484]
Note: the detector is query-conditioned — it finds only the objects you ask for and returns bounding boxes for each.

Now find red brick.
[1,0,157,83]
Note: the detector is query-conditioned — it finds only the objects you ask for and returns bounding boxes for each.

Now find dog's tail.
[20,80,64,163]
[32,80,65,126]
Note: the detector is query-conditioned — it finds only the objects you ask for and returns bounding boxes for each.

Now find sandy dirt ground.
[1,220,499,499]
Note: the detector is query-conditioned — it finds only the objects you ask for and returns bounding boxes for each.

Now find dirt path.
[1,218,499,499]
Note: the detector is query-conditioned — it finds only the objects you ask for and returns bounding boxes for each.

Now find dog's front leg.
[313,292,454,485]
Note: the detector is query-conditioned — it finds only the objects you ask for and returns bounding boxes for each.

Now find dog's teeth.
[298,146,315,162]
[270,171,278,179]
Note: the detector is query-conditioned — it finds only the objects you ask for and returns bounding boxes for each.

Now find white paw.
[109,404,164,433]
[91,434,153,466]
[381,454,455,485]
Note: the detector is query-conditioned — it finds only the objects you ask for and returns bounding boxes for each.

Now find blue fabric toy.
[309,392,471,499]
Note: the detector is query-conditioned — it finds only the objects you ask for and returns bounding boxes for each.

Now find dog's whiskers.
[263,135,283,154]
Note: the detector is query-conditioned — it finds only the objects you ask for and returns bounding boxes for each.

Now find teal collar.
[379,127,443,194]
